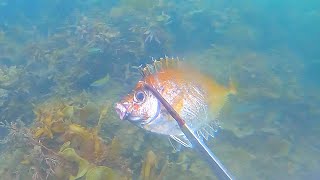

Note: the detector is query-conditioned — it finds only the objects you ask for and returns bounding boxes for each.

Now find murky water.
[0,0,319,179]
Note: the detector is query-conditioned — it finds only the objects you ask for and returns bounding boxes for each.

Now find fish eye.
[134,91,145,102]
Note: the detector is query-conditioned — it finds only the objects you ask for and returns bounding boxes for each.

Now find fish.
[90,74,110,87]
[115,57,236,147]
[87,47,102,54]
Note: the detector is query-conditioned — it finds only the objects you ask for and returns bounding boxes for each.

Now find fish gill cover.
[0,0,319,180]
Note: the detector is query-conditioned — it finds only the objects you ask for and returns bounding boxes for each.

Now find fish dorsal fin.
[139,56,181,77]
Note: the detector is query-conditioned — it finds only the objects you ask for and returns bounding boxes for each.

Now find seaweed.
[0,97,132,180]
[140,150,168,180]
[59,147,126,180]
[0,1,318,179]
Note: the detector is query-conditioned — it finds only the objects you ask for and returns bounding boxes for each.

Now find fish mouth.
[115,103,143,122]
[115,102,147,127]
[115,103,127,120]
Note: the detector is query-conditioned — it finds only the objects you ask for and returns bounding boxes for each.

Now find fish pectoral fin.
[170,134,192,148]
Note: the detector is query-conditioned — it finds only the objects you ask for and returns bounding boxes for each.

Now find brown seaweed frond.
[32,101,73,139]
[59,147,129,180]
[140,150,168,180]
[62,123,107,163]
[0,120,65,180]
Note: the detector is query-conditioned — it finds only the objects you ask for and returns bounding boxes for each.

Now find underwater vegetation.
[0,0,319,180]
[0,98,132,180]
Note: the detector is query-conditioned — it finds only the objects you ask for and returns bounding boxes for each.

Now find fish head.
[115,81,160,128]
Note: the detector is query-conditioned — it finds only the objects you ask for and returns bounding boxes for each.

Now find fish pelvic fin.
[169,122,219,149]
[170,134,192,148]
[168,137,182,152]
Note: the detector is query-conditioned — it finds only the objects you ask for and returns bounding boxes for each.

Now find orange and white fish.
[115,57,236,147]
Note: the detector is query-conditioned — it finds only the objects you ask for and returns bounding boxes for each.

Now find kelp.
[140,150,157,180]
[0,97,132,180]
[140,150,168,180]
[32,98,121,163]
[59,147,123,180]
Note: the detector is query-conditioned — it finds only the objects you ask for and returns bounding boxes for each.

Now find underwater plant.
[0,120,65,180]
[58,147,127,180]
[140,150,169,180]
[0,96,134,180]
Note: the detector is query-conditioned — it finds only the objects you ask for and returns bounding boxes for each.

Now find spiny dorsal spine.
[139,57,181,77]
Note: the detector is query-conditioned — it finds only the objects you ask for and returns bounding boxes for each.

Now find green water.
[0,0,319,179]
